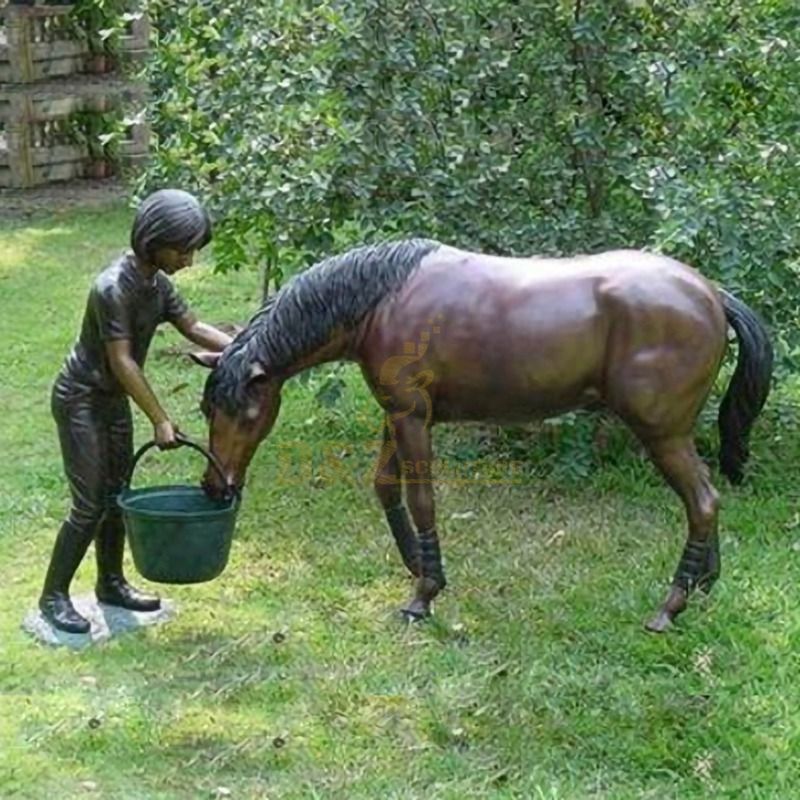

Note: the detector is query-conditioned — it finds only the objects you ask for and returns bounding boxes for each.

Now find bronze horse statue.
[193,240,772,632]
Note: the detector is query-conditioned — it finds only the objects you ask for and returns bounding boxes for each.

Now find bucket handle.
[125,433,235,498]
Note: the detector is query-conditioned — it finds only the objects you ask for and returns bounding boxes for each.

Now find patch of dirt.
[0,177,129,221]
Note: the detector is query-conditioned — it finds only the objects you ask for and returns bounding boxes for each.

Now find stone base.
[22,593,177,649]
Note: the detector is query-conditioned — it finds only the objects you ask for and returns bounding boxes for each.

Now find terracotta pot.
[86,54,111,75]
[86,160,111,179]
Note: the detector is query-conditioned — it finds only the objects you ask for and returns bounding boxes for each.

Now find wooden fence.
[0,2,149,189]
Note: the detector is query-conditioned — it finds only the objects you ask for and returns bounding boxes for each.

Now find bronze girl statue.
[39,189,234,634]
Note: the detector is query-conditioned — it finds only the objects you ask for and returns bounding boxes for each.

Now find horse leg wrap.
[386,505,420,575]
[697,534,721,593]
[673,540,708,592]
[419,528,446,591]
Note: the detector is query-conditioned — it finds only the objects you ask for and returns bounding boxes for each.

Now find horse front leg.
[393,416,445,621]
[374,417,420,577]
[697,531,721,594]
[643,436,721,633]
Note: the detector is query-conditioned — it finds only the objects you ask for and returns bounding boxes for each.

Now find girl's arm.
[173,311,234,352]
[105,339,178,448]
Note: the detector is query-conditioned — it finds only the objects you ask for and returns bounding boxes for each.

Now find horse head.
[192,351,282,499]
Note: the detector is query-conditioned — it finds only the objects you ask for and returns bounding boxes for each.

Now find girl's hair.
[131,189,212,261]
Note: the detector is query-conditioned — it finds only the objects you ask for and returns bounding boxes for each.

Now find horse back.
[355,247,726,424]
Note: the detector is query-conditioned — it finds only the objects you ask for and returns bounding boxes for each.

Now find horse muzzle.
[201,472,241,502]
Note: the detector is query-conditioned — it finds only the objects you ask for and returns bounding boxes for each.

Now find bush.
[140,0,800,364]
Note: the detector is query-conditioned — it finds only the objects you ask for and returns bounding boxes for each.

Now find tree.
[140,0,800,364]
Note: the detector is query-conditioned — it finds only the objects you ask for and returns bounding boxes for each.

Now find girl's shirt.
[59,253,188,395]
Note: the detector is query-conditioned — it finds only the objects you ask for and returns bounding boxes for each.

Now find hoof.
[644,609,673,634]
[646,585,688,633]
[400,600,431,624]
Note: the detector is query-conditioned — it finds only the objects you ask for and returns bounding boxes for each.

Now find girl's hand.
[154,420,180,450]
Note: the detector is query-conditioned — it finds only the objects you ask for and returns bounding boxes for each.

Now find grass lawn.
[1,207,798,799]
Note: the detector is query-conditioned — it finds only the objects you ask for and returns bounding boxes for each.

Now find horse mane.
[203,238,440,415]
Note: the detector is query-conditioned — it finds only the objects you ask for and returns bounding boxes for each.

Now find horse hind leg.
[374,417,421,577]
[641,435,721,633]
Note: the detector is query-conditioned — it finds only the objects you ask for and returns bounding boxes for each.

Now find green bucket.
[118,435,239,584]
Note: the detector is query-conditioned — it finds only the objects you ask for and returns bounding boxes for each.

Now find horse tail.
[717,289,773,484]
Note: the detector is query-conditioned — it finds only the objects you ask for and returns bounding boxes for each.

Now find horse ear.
[189,351,221,369]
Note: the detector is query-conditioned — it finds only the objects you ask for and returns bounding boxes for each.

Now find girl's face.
[153,246,195,275]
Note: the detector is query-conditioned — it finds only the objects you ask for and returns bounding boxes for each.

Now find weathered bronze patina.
[194,241,773,632]
[39,189,234,635]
